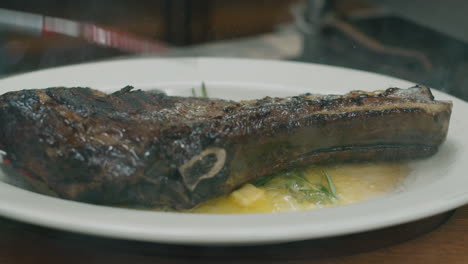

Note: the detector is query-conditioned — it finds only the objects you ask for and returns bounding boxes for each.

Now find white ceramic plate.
[0,58,466,246]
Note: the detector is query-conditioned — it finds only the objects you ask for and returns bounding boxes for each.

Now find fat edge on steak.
[0,85,452,209]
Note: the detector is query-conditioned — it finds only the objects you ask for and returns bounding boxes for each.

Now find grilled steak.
[0,85,452,209]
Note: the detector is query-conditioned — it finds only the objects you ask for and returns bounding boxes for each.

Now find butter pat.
[230,184,265,207]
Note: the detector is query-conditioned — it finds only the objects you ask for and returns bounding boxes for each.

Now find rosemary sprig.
[191,87,197,97]
[322,169,337,198]
[191,82,209,98]
[256,169,339,204]
[201,82,208,98]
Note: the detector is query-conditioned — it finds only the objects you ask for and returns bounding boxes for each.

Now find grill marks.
[0,85,452,209]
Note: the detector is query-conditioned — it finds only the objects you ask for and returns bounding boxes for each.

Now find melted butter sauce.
[190,162,408,214]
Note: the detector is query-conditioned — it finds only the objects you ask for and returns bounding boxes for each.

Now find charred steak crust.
[0,85,452,209]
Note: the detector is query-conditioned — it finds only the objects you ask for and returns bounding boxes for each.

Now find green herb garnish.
[201,82,208,98]
[257,169,338,204]
[191,82,209,98]
[322,169,337,198]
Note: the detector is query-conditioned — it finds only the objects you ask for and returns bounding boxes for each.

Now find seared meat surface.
[0,85,452,209]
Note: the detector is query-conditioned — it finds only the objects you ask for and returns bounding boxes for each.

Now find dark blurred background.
[0,0,467,100]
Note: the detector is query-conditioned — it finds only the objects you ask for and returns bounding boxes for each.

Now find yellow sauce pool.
[190,162,408,214]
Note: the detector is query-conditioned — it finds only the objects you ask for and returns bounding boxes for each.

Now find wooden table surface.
[0,205,467,264]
